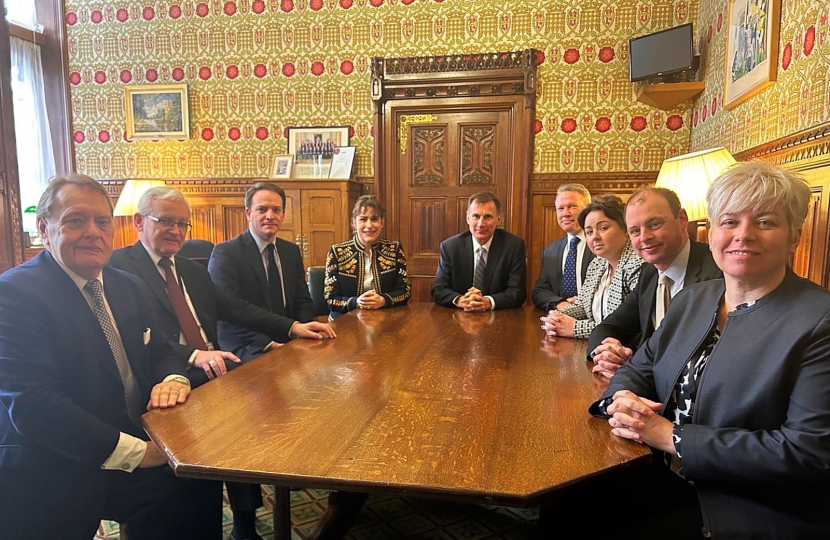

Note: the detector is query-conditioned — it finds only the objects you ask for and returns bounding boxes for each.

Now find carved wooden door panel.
[397,109,514,301]
[301,189,342,268]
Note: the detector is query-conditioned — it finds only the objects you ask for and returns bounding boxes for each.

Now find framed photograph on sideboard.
[287,126,350,178]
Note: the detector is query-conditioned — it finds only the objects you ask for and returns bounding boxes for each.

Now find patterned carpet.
[97,486,538,540]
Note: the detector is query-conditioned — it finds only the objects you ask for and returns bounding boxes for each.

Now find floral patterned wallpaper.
[65,0,698,179]
[690,0,830,152]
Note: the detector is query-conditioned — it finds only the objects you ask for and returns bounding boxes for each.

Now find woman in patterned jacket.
[541,194,645,339]
[324,195,410,320]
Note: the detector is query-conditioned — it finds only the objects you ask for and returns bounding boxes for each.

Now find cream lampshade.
[655,147,736,221]
[113,180,167,216]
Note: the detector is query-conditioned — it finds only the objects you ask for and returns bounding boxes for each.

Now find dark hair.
[467,191,502,214]
[37,174,113,222]
[578,194,626,230]
[626,186,681,218]
[245,182,286,209]
[352,195,385,219]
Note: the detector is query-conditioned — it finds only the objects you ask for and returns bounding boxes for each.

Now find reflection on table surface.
[144,304,649,507]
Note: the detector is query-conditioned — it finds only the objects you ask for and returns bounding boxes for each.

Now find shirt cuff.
[486,295,496,310]
[452,295,461,307]
[163,374,191,388]
[101,432,147,472]
[186,349,199,367]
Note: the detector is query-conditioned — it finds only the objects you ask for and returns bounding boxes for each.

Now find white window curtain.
[10,36,55,236]
[6,0,42,31]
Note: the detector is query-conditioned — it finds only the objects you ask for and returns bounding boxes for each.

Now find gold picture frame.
[124,84,189,139]
[287,126,350,178]
[723,0,781,110]
[271,154,294,179]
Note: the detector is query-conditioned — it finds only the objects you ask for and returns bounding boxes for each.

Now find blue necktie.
[562,236,579,298]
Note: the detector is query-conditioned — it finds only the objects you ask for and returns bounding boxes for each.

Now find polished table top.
[144,304,649,506]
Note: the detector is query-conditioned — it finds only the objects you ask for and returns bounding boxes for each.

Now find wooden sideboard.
[105,178,361,269]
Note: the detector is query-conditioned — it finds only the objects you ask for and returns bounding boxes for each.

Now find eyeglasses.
[144,214,192,232]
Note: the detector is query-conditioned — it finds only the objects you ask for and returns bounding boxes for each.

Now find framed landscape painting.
[124,84,189,139]
[723,0,781,109]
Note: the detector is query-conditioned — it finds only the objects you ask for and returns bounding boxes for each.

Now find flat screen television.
[629,23,694,82]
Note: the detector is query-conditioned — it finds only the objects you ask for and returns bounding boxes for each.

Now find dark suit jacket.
[431,229,527,309]
[110,242,295,382]
[0,251,185,534]
[531,235,596,310]
[586,238,722,357]
[208,231,314,362]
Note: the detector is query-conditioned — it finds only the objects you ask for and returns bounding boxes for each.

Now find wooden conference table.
[144,304,650,538]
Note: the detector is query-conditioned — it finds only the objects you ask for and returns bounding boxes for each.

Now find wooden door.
[392,104,520,301]
[277,188,301,245]
[300,189,342,268]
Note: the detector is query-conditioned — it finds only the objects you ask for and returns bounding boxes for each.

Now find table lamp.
[655,147,736,240]
[113,180,167,216]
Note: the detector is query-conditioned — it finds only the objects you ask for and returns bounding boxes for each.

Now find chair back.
[306,266,329,317]
[179,239,215,268]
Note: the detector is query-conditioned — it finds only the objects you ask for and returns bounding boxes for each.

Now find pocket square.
[143,328,152,345]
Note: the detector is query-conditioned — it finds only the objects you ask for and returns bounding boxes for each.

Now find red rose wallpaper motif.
[340,60,354,75]
[340,0,353,8]
[534,119,543,134]
[224,2,237,16]
[196,3,209,17]
[252,0,265,13]
[226,65,239,79]
[349,126,355,137]
[311,61,325,76]
[199,66,212,80]
[145,69,158,82]
[94,70,107,84]
[561,118,577,133]
[282,63,295,77]
[116,8,129,22]
[172,67,185,81]
[169,5,182,18]
[66,12,77,25]
[280,0,294,12]
[73,131,85,143]
[256,127,269,140]
[536,50,545,65]
[228,127,241,141]
[201,128,214,141]
[120,69,132,83]
[804,25,815,56]
[98,130,110,143]
[782,42,792,70]
[310,0,324,11]
[666,114,683,131]
[563,48,580,64]
[90,10,103,24]
[598,47,614,63]
[595,117,611,132]
[142,7,155,20]
[254,63,267,78]
[629,115,647,132]
[370,0,384,5]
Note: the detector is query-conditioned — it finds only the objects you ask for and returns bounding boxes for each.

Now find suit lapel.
[103,268,143,379]
[275,240,293,314]
[129,242,174,316]
[684,240,703,284]
[242,231,272,310]
[641,270,659,336]
[483,232,503,292]
[459,233,474,290]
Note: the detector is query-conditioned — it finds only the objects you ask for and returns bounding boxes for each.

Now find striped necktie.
[473,247,486,290]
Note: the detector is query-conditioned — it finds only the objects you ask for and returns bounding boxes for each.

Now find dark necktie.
[473,247,486,290]
[562,236,579,298]
[84,279,143,423]
[266,244,286,316]
[158,257,208,350]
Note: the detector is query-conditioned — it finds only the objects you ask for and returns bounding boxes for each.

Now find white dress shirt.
[250,228,287,310]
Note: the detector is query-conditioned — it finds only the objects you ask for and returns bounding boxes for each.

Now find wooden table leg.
[272,486,291,540]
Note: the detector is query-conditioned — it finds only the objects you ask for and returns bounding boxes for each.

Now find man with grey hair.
[110,186,335,540]
[532,183,595,311]
[0,175,219,539]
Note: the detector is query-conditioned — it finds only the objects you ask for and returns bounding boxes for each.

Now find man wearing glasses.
[110,187,336,388]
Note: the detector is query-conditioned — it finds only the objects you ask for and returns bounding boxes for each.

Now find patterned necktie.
[84,279,143,423]
[562,236,580,298]
[158,257,208,350]
[266,244,286,316]
[654,274,674,329]
[473,246,486,290]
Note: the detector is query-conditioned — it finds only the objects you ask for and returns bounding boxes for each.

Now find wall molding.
[735,121,830,170]
[532,172,658,193]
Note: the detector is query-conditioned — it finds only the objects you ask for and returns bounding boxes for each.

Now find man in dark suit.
[587,187,722,377]
[0,175,220,540]
[109,186,335,540]
[532,183,596,310]
[208,182,315,362]
[432,191,527,310]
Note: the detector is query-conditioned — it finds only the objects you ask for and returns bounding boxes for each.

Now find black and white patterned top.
[556,239,645,339]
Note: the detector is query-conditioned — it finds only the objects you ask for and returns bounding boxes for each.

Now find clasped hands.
[590,337,633,378]
[356,290,386,310]
[539,310,576,338]
[456,287,491,312]
[606,390,676,454]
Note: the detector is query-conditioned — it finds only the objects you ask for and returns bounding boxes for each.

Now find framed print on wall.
[723,0,781,110]
[124,84,189,139]
[271,154,294,179]
[287,126,350,178]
